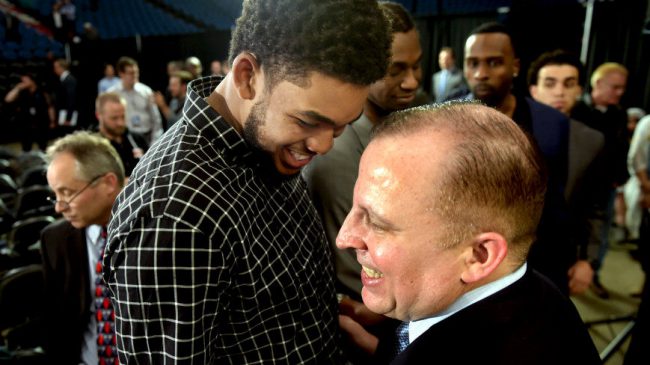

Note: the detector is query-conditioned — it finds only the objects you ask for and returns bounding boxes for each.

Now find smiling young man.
[104,0,391,363]
[336,102,600,364]
[42,131,125,365]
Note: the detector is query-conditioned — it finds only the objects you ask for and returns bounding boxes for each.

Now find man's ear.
[513,58,521,78]
[102,172,121,194]
[529,85,538,99]
[460,232,508,284]
[231,53,260,101]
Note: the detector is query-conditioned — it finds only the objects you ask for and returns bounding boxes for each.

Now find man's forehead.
[465,33,514,56]
[540,64,579,78]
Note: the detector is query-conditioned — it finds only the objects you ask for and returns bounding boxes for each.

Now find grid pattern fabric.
[104,76,340,364]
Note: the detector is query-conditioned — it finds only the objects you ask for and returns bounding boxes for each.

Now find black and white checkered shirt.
[104,76,341,364]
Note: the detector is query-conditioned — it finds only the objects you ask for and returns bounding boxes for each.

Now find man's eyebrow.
[297,110,363,126]
[360,205,399,231]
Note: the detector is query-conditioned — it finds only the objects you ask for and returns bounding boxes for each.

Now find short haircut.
[95,92,126,114]
[116,56,138,73]
[372,101,547,263]
[47,131,125,187]
[527,49,585,87]
[440,46,454,58]
[228,0,391,90]
[379,1,415,34]
[590,62,628,88]
[468,22,517,56]
[54,58,69,70]
[171,70,194,86]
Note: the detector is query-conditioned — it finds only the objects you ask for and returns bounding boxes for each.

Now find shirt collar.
[183,76,257,169]
[407,262,528,344]
[60,70,69,81]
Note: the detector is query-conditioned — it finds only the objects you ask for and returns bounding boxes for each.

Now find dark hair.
[379,1,415,34]
[116,56,138,73]
[54,58,69,70]
[228,0,391,90]
[527,49,585,87]
[469,22,517,57]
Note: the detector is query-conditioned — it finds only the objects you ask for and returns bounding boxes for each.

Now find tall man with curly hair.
[104,0,392,363]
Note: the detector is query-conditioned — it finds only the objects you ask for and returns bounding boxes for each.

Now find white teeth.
[363,266,383,278]
[290,150,310,161]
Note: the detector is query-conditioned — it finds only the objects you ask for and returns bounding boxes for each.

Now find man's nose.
[306,128,335,155]
[336,211,366,250]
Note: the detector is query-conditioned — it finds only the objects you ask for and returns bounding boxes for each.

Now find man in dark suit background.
[336,102,600,364]
[41,131,124,364]
[52,58,78,133]
[431,47,467,103]
[528,49,606,296]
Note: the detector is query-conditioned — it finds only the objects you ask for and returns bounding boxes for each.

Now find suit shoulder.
[42,218,75,237]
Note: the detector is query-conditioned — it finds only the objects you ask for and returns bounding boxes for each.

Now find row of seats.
[75,0,202,39]
[160,0,239,30]
[0,150,53,362]
[0,13,65,61]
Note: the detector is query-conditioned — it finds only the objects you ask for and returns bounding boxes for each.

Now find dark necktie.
[394,321,409,356]
[95,226,118,365]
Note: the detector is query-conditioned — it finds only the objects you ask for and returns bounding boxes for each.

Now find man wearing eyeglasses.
[40,131,125,365]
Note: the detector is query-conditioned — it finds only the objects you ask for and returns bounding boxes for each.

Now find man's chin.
[274,161,301,176]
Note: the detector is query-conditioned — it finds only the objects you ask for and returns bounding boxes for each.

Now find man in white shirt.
[108,56,163,145]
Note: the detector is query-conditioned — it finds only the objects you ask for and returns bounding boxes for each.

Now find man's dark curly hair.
[228,0,391,90]
[527,49,585,88]
[379,1,415,34]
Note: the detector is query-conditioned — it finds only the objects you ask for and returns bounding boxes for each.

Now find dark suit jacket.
[55,72,78,123]
[41,219,92,365]
[377,270,600,365]
[511,97,574,293]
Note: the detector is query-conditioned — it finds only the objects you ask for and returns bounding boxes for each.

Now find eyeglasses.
[48,174,105,210]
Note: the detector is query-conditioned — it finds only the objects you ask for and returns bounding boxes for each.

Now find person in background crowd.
[527,49,606,296]
[95,92,148,178]
[108,56,163,145]
[41,131,125,365]
[211,59,224,76]
[98,63,120,94]
[571,62,629,299]
[185,56,203,79]
[4,72,54,151]
[153,70,193,130]
[431,47,467,103]
[53,58,78,131]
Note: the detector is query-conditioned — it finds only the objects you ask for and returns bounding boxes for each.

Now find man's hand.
[338,296,385,355]
[132,148,144,159]
[568,260,594,295]
[153,91,167,108]
[339,296,387,326]
[339,315,378,355]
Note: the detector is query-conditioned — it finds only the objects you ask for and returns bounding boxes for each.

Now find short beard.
[243,99,267,154]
